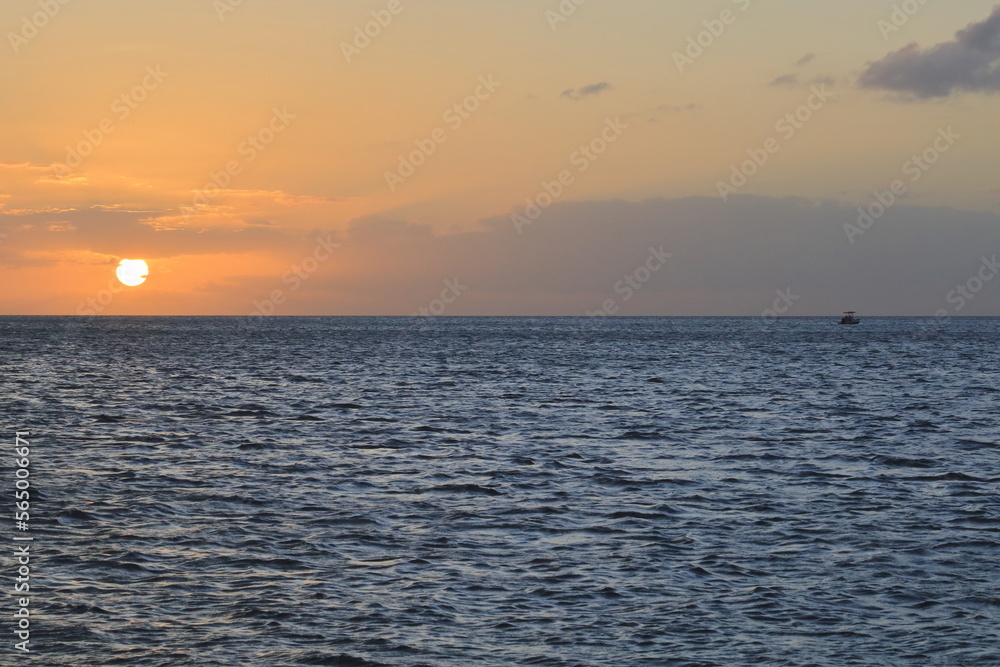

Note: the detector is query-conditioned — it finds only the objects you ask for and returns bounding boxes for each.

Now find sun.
[116,259,149,287]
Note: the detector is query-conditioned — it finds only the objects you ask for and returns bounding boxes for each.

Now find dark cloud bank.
[9,196,998,316]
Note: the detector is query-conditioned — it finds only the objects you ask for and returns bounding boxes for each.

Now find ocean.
[2,316,999,666]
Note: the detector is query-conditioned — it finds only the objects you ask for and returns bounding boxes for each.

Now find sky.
[3,0,1000,316]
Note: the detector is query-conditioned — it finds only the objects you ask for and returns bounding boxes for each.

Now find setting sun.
[115,259,149,287]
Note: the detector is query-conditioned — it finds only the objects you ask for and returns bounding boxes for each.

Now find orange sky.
[3,1,1000,315]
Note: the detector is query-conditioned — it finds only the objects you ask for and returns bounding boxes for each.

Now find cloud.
[770,73,837,88]
[859,6,1000,98]
[36,175,90,186]
[0,162,51,172]
[796,53,816,66]
[0,207,306,267]
[206,189,341,207]
[0,161,87,186]
[560,82,613,100]
[653,103,698,114]
[769,74,800,87]
[625,103,698,123]
[6,196,1000,315]
[249,196,1000,316]
[1,207,77,217]
[47,223,77,233]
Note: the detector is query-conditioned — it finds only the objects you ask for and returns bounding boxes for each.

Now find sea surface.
[2,316,999,666]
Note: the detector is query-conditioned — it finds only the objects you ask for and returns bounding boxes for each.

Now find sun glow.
[116,259,149,287]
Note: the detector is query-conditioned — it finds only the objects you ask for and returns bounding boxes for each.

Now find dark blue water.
[2,317,999,666]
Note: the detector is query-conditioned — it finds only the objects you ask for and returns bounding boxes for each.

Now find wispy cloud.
[624,103,698,123]
[653,103,698,114]
[859,6,1000,98]
[560,82,614,101]
[769,74,801,87]
[1,207,78,217]
[0,162,51,172]
[769,73,836,88]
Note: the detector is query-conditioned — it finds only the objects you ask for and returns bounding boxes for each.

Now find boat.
[839,311,860,325]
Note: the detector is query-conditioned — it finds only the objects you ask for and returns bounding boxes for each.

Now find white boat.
[839,311,860,325]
